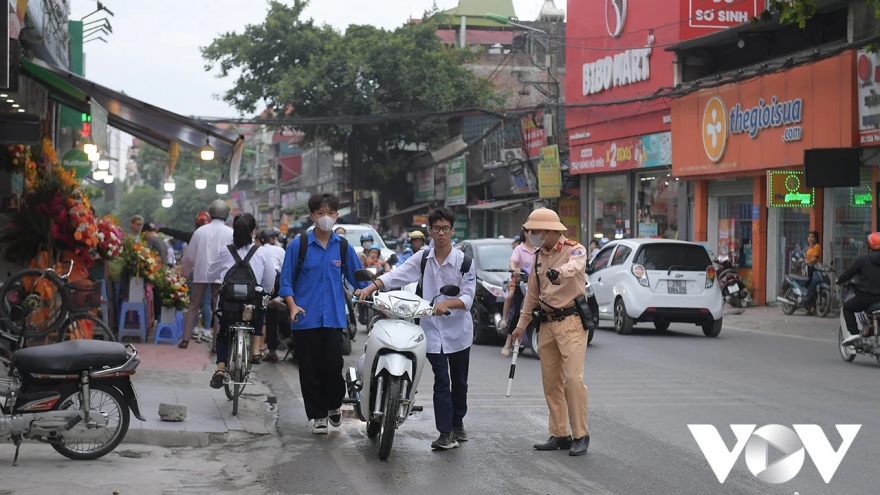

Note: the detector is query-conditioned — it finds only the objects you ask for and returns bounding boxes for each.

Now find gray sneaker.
[431,432,459,450]
[453,426,468,442]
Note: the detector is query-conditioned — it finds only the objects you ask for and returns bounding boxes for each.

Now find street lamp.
[199,139,215,161]
[163,176,176,192]
[161,192,173,208]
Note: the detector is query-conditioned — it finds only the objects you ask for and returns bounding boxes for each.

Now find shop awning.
[21,58,243,162]
[466,198,530,211]
[378,202,433,221]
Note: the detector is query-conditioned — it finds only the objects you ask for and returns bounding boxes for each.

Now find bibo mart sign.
[688,424,861,484]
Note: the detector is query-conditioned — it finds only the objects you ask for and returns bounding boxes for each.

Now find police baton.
[505,339,522,397]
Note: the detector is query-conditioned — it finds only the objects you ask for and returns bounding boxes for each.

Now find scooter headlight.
[392,300,419,317]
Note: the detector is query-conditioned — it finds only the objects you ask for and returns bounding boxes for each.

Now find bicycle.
[223,321,256,416]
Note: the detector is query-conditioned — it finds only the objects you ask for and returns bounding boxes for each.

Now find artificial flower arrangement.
[95,216,124,260]
[119,236,163,284]
[154,267,190,311]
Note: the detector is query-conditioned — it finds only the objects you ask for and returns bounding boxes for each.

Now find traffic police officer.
[511,208,590,456]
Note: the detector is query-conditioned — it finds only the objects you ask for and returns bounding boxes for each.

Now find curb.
[122,429,222,448]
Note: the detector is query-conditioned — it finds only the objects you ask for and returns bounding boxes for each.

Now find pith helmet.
[523,208,566,232]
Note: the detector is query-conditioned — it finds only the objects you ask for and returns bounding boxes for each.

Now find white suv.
[587,239,723,337]
[308,223,396,261]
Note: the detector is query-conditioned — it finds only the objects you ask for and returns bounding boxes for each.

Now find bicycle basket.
[66,279,103,312]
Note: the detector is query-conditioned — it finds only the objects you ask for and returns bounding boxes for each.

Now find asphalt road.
[257,319,880,495]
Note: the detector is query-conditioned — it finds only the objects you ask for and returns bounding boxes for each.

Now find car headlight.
[481,280,505,298]
[585,282,595,298]
[392,300,419,317]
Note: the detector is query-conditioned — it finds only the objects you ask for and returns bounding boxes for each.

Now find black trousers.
[293,328,345,419]
[265,308,291,352]
[843,295,875,335]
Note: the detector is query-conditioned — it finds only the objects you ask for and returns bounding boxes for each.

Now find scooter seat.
[788,275,811,284]
[12,340,130,375]
[867,302,880,315]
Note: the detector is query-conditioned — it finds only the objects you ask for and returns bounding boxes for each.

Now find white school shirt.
[378,248,476,354]
[206,243,277,291]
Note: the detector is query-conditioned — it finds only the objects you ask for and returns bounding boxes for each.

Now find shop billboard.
[671,52,856,177]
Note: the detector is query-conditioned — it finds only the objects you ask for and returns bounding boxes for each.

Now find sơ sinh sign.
[671,52,856,178]
[767,171,814,207]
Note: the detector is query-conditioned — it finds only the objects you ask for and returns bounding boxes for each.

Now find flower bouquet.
[155,267,190,312]
[95,216,124,260]
[119,236,163,284]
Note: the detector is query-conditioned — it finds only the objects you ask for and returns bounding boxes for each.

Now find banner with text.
[538,145,561,198]
[445,157,467,206]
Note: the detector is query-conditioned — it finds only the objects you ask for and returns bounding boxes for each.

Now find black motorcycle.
[777,259,834,317]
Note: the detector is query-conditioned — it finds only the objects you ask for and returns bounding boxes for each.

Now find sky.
[69,0,563,119]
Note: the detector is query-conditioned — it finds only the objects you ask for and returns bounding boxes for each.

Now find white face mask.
[528,232,543,249]
[315,215,336,232]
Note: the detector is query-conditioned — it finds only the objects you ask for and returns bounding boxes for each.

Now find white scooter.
[343,269,460,460]
[838,281,880,367]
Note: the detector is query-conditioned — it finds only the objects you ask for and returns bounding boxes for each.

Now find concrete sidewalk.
[721,304,840,341]
[124,340,278,448]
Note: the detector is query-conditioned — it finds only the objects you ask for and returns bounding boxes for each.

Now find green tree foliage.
[760,0,880,28]
[114,185,162,225]
[201,0,502,185]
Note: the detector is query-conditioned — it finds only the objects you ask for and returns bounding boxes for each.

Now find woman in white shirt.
[206,213,277,390]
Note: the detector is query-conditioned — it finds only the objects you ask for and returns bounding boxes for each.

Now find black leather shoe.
[533,435,573,451]
[569,435,590,456]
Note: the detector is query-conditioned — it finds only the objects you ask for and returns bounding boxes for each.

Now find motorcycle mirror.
[439,285,460,297]
[388,254,399,265]
[354,269,376,282]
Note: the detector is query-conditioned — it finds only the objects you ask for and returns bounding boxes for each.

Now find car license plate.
[668,280,686,294]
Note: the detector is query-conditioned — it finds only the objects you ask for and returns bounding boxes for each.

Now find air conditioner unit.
[502,148,526,163]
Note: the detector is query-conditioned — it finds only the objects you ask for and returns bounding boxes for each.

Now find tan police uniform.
[515,220,589,441]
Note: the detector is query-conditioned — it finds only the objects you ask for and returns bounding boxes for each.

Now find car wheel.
[471,304,491,345]
[702,318,722,337]
[653,319,670,332]
[614,298,634,335]
[528,324,540,358]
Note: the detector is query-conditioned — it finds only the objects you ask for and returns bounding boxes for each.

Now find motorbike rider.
[363,245,391,273]
[396,230,427,266]
[499,226,536,356]
[799,231,823,312]
[836,232,880,345]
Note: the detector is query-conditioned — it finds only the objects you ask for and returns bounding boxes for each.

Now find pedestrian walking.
[510,208,590,456]
[357,207,476,450]
[179,200,234,349]
[278,193,366,434]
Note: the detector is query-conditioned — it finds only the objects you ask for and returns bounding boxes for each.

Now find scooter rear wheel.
[838,325,857,362]
[51,383,130,461]
[815,291,831,318]
[780,288,796,315]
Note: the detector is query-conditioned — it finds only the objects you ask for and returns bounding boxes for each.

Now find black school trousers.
[293,328,345,419]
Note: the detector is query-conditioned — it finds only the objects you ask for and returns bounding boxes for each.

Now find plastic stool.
[118,301,148,342]
[153,322,180,345]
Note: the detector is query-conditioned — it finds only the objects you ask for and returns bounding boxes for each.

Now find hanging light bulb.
[163,176,176,192]
[83,141,97,155]
[199,139,215,161]
[104,173,114,184]
[87,151,100,162]
[162,192,174,208]
[93,169,107,181]
[195,177,207,189]
[216,175,229,195]
[97,160,110,170]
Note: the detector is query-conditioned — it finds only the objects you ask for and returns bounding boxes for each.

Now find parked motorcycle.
[343,269,459,460]
[0,329,144,464]
[837,281,880,366]
[715,255,749,308]
[777,259,834,317]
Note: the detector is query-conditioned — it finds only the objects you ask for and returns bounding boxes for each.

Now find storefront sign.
[521,112,547,159]
[851,185,873,207]
[61,148,91,179]
[453,217,469,240]
[559,198,580,242]
[767,171,815,207]
[413,215,428,226]
[414,167,434,202]
[681,0,760,40]
[538,145,561,198]
[445,157,467,206]
[640,132,672,168]
[671,52,855,177]
[857,49,880,145]
[582,48,653,96]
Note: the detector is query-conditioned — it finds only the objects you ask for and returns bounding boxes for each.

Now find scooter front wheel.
[838,325,857,362]
[815,291,831,318]
[378,376,402,460]
[780,288,796,315]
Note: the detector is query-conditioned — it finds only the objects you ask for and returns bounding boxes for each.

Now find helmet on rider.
[368,244,382,256]
[259,228,279,245]
[360,233,374,243]
[408,230,426,250]
[195,211,211,228]
[208,199,230,221]
[868,232,880,251]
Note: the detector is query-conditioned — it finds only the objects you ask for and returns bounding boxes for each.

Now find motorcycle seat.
[12,340,130,375]
[867,302,880,315]
[789,275,811,284]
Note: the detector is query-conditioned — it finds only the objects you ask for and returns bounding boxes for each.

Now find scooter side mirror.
[439,285,460,297]
[354,269,376,282]
[388,254,399,266]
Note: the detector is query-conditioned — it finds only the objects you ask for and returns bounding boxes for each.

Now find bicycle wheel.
[225,327,246,416]
[59,313,117,343]
[0,269,71,338]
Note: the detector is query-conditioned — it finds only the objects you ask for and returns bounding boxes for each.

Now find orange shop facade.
[671,51,874,305]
